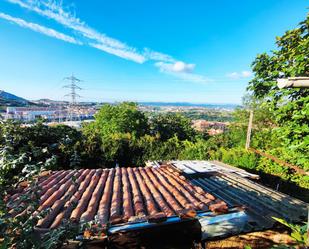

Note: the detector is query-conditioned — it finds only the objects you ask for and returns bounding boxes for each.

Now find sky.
[0,0,308,104]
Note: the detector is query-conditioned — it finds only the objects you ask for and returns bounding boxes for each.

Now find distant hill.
[33,99,69,105]
[0,90,28,103]
[138,102,239,109]
[0,90,30,108]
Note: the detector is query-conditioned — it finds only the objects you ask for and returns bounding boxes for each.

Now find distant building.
[207,128,224,136]
[6,107,62,122]
[5,106,97,122]
[192,120,229,135]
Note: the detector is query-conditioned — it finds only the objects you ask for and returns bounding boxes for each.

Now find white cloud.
[155,62,211,84]
[173,61,195,73]
[6,0,211,83]
[241,71,252,77]
[90,43,145,63]
[227,71,252,79]
[0,12,81,45]
[155,61,195,73]
[227,72,239,79]
[143,48,175,62]
[145,55,210,84]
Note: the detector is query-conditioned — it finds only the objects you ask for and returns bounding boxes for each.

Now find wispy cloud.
[227,71,252,79]
[0,12,81,45]
[7,0,146,63]
[155,61,195,74]
[6,0,211,83]
[143,48,175,63]
[90,43,145,63]
[155,61,211,84]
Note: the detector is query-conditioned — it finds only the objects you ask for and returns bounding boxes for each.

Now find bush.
[179,139,213,160]
[211,147,259,170]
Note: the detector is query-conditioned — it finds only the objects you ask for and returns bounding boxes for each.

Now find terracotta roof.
[10,166,228,229]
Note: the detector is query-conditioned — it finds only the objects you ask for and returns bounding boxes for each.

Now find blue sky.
[0,0,307,104]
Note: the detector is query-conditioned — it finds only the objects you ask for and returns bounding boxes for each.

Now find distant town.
[0,90,234,134]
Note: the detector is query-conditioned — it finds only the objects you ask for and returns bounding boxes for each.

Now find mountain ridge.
[0,90,30,106]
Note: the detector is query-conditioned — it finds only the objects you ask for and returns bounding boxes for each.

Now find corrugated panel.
[190,172,307,231]
[170,160,259,179]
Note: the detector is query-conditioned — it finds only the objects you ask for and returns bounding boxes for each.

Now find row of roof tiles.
[9,166,228,229]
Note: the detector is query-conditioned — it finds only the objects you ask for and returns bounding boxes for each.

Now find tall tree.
[92,102,149,138]
[247,13,309,168]
[150,113,197,141]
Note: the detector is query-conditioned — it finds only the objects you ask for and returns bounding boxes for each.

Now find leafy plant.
[248,13,309,170]
[0,150,45,248]
[0,145,80,248]
[272,217,308,247]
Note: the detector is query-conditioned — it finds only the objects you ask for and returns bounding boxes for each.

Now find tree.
[92,102,149,138]
[82,102,150,166]
[82,104,200,166]
[247,13,309,169]
[150,113,197,141]
[0,121,90,185]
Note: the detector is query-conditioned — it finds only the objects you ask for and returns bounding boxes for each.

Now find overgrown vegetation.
[0,10,308,249]
[272,217,308,248]
[0,142,81,248]
[173,110,234,122]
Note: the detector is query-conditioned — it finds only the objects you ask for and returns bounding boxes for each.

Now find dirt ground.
[204,229,296,249]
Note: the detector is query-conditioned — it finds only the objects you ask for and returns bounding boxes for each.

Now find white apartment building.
[6,107,62,121]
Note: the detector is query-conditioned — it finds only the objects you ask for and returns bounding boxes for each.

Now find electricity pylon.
[63,74,82,105]
[63,74,82,121]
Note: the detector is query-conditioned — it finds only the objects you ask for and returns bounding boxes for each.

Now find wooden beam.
[245,110,254,150]
[248,148,308,176]
[277,77,309,89]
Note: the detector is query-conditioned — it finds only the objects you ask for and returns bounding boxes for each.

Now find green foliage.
[179,139,214,160]
[202,14,309,195]
[256,157,309,189]
[93,102,149,138]
[83,102,149,166]
[248,13,309,168]
[0,10,308,248]
[83,103,197,166]
[40,220,80,249]
[150,113,197,141]
[235,95,276,130]
[272,217,308,247]
[0,156,42,247]
[172,110,234,122]
[211,147,259,170]
[1,15,309,237]
[0,121,88,172]
[154,136,184,160]
[0,150,80,249]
